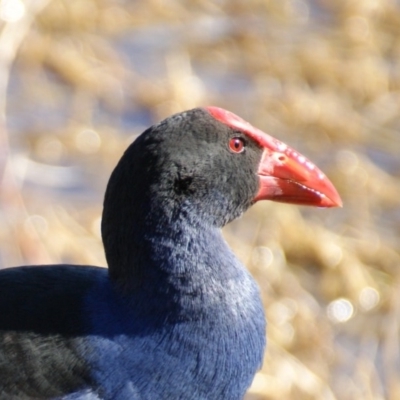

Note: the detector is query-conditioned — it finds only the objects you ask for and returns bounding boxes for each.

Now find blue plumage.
[84,228,265,399]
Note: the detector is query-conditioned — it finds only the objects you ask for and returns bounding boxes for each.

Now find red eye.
[229,137,245,153]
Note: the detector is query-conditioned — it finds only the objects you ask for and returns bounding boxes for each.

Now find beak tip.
[320,190,343,208]
[323,198,343,208]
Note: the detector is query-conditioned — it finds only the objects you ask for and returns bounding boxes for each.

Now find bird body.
[86,237,264,400]
[0,107,341,399]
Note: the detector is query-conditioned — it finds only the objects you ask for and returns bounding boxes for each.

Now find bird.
[0,106,341,399]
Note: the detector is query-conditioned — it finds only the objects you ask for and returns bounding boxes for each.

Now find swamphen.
[0,107,341,399]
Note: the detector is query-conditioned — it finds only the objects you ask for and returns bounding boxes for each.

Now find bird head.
[104,107,341,231]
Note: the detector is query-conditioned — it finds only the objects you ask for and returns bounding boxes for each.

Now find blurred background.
[0,0,399,399]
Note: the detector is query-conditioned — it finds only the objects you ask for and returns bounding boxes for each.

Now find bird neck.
[102,195,253,320]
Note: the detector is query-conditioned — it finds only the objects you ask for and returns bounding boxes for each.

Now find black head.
[136,108,262,225]
[102,107,262,230]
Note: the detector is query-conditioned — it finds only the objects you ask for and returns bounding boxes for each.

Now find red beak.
[254,146,342,207]
[207,106,342,208]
